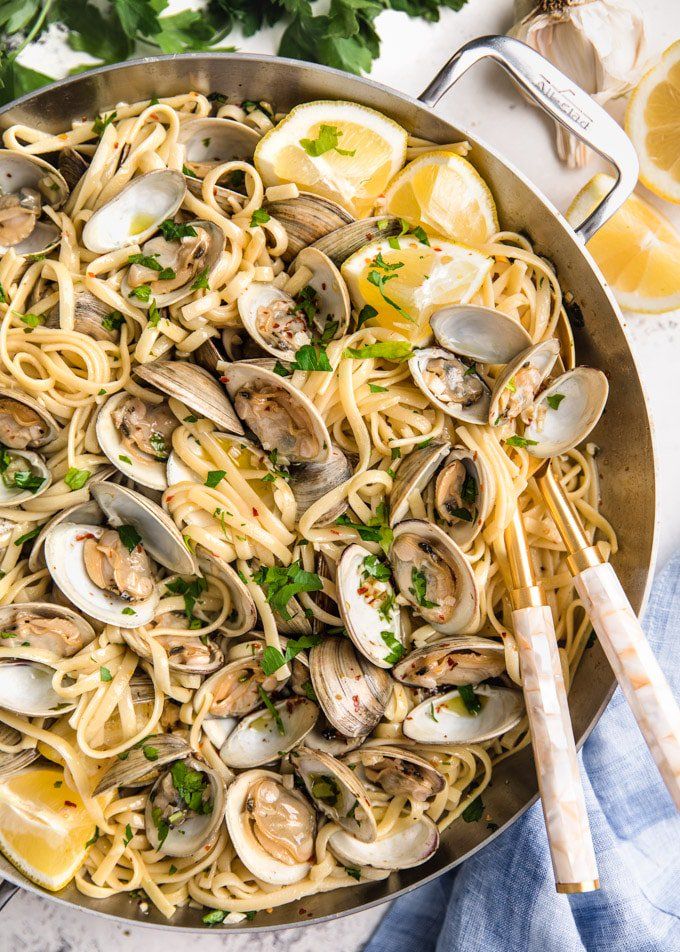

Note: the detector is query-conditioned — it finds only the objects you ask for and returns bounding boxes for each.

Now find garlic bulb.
[510,0,648,168]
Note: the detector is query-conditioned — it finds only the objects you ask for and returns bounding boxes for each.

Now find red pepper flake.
[352,694,360,712]
[87,272,95,278]
[64,800,77,808]
[76,532,96,541]
[252,507,259,517]
[220,376,229,383]
[166,495,174,503]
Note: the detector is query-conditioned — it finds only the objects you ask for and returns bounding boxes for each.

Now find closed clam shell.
[82,170,185,253]
[392,635,506,690]
[0,723,39,782]
[430,305,532,364]
[309,215,402,267]
[133,359,244,437]
[309,637,393,738]
[289,746,377,843]
[404,684,524,744]
[0,602,95,657]
[288,445,351,525]
[329,815,439,871]
[94,734,191,795]
[524,367,608,457]
[263,192,354,262]
[389,441,451,527]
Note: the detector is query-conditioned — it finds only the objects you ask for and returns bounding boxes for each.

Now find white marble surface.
[3,1,680,949]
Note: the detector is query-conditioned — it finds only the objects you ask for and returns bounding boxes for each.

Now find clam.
[390,520,480,634]
[28,498,104,573]
[196,547,257,638]
[134,359,244,436]
[288,445,351,525]
[328,816,439,871]
[194,336,226,375]
[145,756,225,857]
[409,348,490,425]
[96,392,179,491]
[390,442,495,547]
[523,367,609,457]
[0,448,51,506]
[310,637,393,738]
[178,117,260,207]
[336,544,404,669]
[122,624,223,676]
[305,718,365,756]
[344,745,445,802]
[44,481,195,628]
[289,247,351,339]
[392,635,506,690]
[311,215,402,267]
[0,150,68,255]
[237,284,311,361]
[94,734,191,795]
[220,361,331,464]
[45,289,123,342]
[225,769,317,885]
[0,660,75,716]
[0,602,94,657]
[58,147,89,191]
[219,696,318,768]
[403,684,523,744]
[289,747,377,842]
[262,192,354,262]
[221,326,265,362]
[120,220,224,309]
[489,339,560,428]
[0,389,58,449]
[430,305,532,364]
[82,170,186,254]
[0,724,39,782]
[193,645,282,719]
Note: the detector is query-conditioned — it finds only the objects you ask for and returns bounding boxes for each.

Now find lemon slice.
[626,39,680,203]
[383,151,498,246]
[0,765,95,891]
[341,235,492,343]
[566,173,680,313]
[254,100,407,217]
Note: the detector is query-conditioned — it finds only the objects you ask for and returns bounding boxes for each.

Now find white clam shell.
[0,449,51,507]
[430,305,532,364]
[0,660,75,717]
[290,246,351,338]
[404,684,524,744]
[237,283,303,361]
[524,367,609,457]
[329,815,439,871]
[96,392,169,491]
[144,757,225,857]
[219,696,318,768]
[0,150,69,254]
[82,170,185,253]
[409,347,490,425]
[489,338,559,428]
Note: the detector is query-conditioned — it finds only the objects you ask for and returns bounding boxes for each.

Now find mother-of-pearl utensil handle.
[574,562,680,810]
[513,604,599,891]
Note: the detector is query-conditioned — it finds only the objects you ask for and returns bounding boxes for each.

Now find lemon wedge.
[566,173,680,313]
[0,765,95,891]
[341,235,492,343]
[383,151,498,246]
[254,100,407,217]
[626,39,680,204]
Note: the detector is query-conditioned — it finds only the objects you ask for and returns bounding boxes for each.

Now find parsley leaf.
[334,500,393,554]
[299,124,355,157]
[343,341,413,362]
[191,267,210,291]
[505,435,539,449]
[356,304,378,329]
[257,685,285,735]
[290,343,332,373]
[410,567,438,609]
[458,684,482,715]
[462,795,484,823]
[547,392,566,411]
[159,219,197,241]
[253,561,323,621]
[250,208,271,227]
[205,469,226,488]
[117,524,142,552]
[261,634,322,675]
[368,383,388,393]
[100,666,112,682]
[102,310,124,332]
[380,629,404,664]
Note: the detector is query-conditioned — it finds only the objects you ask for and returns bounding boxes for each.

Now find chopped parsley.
[547,392,566,411]
[410,567,438,609]
[165,576,208,627]
[182,164,199,179]
[93,111,117,136]
[0,281,6,303]
[505,435,539,449]
[203,909,228,925]
[19,312,44,331]
[171,759,213,814]
[14,526,40,546]
[121,607,136,616]
[310,773,341,805]
[149,430,169,459]
[356,304,378,329]
[11,470,45,493]
[368,383,388,393]
[102,310,124,332]
[159,219,197,241]
[345,867,362,881]
[205,469,226,488]
[119,454,132,465]
[123,823,133,846]
[143,745,159,761]
[85,827,100,848]
[260,634,322,675]
[253,561,323,621]
[335,500,393,555]
[366,254,415,324]
[250,208,271,227]
[290,343,331,373]
[458,684,482,715]
[129,284,152,302]
[100,666,112,682]
[147,299,161,327]
[462,795,484,823]
[117,524,142,552]
[191,268,210,291]
[343,341,413,362]
[299,124,355,157]
[361,554,392,581]
[380,629,404,664]
[257,685,285,735]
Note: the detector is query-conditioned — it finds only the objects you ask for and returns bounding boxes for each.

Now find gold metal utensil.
[505,506,599,892]
[536,461,680,810]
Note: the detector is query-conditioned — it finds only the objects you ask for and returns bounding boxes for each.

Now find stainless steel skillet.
[0,34,657,932]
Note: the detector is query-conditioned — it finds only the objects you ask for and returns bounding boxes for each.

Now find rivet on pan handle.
[418,34,639,243]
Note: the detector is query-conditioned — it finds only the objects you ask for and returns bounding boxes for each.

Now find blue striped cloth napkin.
[365,552,680,952]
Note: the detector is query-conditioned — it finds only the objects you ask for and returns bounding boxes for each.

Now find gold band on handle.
[505,508,546,609]
[536,464,603,571]
[556,879,600,894]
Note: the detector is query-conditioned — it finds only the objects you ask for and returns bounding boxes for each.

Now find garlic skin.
[510,0,648,168]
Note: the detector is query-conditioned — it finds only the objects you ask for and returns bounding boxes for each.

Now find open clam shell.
[0,388,58,450]
[94,734,191,795]
[219,696,318,768]
[389,441,451,527]
[524,367,609,457]
[404,684,524,744]
[390,520,480,634]
[220,361,331,465]
[290,746,377,843]
[409,348,491,425]
[196,547,257,638]
[489,338,559,428]
[305,718,365,756]
[309,637,393,738]
[0,660,75,717]
[392,635,506,690]
[225,769,316,886]
[122,626,223,676]
[0,150,68,255]
[134,359,244,436]
[263,192,354,262]
[430,305,532,364]
[145,756,225,857]
[96,392,176,491]
[434,447,496,547]
[178,117,260,175]
[0,602,95,658]
[329,815,439,871]
[28,498,104,573]
[120,220,224,310]
[82,170,186,254]
[237,283,310,361]
[0,449,51,507]
[288,445,351,525]
[290,247,351,339]
[343,745,445,802]
[193,647,283,719]
[336,544,404,669]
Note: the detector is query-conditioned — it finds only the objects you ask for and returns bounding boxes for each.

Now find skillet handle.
[418,34,639,243]
[0,879,18,911]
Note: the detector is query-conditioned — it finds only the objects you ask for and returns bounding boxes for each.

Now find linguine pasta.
[0,92,615,924]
